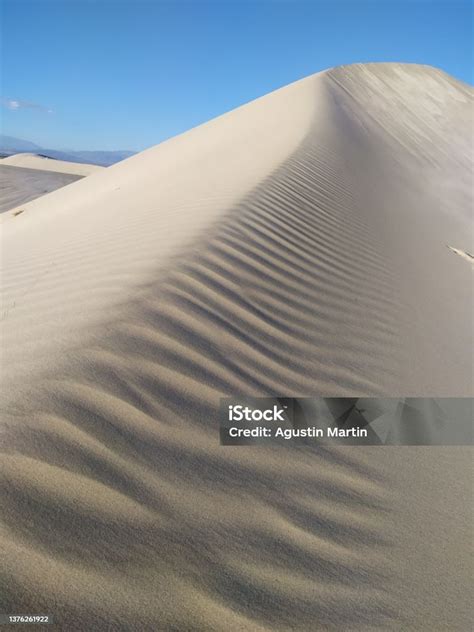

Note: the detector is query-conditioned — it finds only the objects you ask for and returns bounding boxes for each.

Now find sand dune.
[0,165,83,214]
[1,152,103,176]
[1,63,473,630]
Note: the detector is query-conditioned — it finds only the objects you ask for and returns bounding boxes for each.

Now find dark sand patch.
[0,165,83,214]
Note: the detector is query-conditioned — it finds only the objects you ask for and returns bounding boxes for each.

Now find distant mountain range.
[0,135,136,166]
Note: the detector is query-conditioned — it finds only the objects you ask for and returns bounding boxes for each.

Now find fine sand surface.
[1,152,103,176]
[0,165,83,214]
[1,63,473,630]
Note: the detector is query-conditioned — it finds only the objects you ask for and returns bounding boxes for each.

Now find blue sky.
[1,0,472,151]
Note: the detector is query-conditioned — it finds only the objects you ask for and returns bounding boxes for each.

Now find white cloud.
[1,97,53,113]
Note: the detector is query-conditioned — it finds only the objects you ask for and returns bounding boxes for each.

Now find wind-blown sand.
[0,165,83,214]
[1,152,103,176]
[1,63,473,630]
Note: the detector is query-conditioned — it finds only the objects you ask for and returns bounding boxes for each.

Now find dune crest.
[1,63,473,630]
[1,152,103,176]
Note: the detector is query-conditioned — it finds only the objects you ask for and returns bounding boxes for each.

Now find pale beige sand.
[1,63,473,630]
[447,244,474,264]
[0,165,83,214]
[1,152,103,176]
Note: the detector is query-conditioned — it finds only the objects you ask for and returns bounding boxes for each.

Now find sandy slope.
[1,152,103,176]
[1,63,473,630]
[0,165,83,214]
